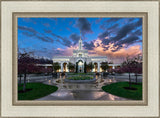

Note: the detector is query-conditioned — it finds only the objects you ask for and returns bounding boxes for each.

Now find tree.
[114,67,124,74]
[133,62,142,84]
[40,67,53,75]
[76,62,78,73]
[67,62,75,72]
[18,52,38,91]
[108,68,114,74]
[47,67,53,74]
[52,62,60,72]
[100,62,109,72]
[18,65,23,85]
[121,56,135,89]
[18,49,23,85]
[86,62,94,72]
[84,62,87,73]
[132,55,142,84]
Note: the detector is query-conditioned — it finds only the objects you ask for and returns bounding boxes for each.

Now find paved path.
[19,74,141,100]
[36,89,128,100]
[36,78,129,100]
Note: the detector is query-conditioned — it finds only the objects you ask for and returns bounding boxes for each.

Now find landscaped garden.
[67,76,93,80]
[18,83,58,100]
[17,52,143,100]
[102,82,142,100]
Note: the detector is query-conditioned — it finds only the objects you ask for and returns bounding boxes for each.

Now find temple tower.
[78,31,83,50]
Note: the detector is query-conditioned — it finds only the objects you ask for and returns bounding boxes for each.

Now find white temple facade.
[52,35,107,73]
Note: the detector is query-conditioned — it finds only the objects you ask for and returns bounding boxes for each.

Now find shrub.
[67,76,93,80]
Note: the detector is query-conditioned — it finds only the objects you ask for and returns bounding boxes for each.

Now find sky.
[18,17,142,63]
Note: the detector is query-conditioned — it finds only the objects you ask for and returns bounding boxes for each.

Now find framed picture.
[1,0,159,118]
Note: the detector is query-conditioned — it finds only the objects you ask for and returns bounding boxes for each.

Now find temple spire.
[79,31,83,50]
[80,30,82,41]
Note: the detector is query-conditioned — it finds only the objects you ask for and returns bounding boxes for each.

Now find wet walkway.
[36,89,128,100]
[36,76,129,100]
[20,74,142,100]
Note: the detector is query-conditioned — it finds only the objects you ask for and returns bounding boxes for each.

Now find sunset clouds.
[18,17,142,63]
[55,37,142,63]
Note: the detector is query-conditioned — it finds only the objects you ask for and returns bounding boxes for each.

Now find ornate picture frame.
[1,0,159,118]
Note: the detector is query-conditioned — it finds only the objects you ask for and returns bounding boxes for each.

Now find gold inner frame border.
[12,12,148,106]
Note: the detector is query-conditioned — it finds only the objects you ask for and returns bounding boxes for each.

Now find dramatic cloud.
[135,18,142,27]
[133,29,142,36]
[99,18,122,30]
[44,29,72,47]
[83,41,95,50]
[62,37,72,47]
[108,23,119,33]
[44,30,64,40]
[54,46,78,56]
[18,26,53,43]
[18,18,142,62]
[111,23,135,42]
[18,26,38,35]
[22,32,35,37]
[88,38,142,63]
[75,18,93,35]
[106,18,122,23]
[128,18,136,22]
[36,35,53,43]
[52,49,65,56]
[69,33,80,45]
[100,18,142,51]
[112,35,140,52]
[98,30,110,40]
[49,36,142,63]
[25,48,66,59]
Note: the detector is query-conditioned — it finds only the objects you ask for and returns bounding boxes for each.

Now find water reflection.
[43,74,119,91]
[50,90,73,97]
[63,75,66,79]
[60,84,99,90]
[25,74,119,90]
[34,74,131,100]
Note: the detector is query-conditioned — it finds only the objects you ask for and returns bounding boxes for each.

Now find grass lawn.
[102,82,142,100]
[18,83,58,100]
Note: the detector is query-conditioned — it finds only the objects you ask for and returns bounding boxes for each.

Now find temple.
[52,33,107,73]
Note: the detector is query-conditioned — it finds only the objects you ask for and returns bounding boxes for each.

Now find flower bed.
[65,76,96,83]
[67,76,93,80]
